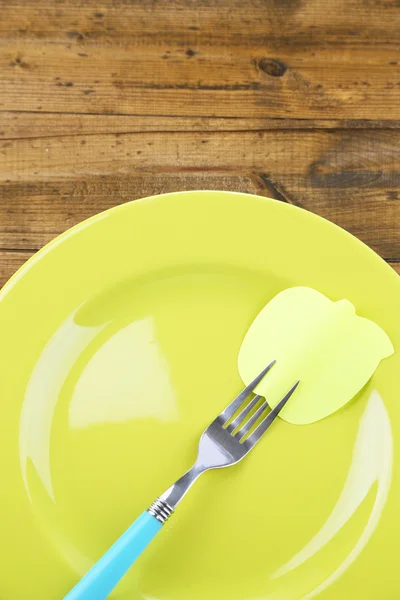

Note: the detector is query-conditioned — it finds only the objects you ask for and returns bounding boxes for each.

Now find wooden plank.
[4,129,400,181]
[2,0,400,46]
[3,113,400,140]
[1,0,400,118]
[1,129,399,258]
[1,250,398,292]
[1,42,400,119]
[0,161,399,260]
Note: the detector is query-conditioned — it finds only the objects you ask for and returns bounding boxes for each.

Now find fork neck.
[157,463,206,511]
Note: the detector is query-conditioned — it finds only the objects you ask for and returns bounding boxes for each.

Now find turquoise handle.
[64,511,162,600]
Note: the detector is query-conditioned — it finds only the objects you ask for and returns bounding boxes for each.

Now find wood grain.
[0,251,33,288]
[4,113,400,141]
[2,41,400,119]
[2,0,400,45]
[3,128,400,183]
[1,0,400,119]
[0,0,399,289]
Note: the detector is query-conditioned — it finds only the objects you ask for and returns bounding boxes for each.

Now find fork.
[64,361,299,600]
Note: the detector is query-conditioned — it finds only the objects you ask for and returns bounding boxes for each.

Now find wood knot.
[258,58,287,77]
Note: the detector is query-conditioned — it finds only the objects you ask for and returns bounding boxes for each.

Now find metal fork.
[64,361,299,600]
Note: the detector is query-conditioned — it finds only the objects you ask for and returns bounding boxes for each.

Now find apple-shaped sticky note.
[238,287,394,424]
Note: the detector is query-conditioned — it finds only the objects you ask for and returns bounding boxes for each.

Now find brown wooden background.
[1,0,400,288]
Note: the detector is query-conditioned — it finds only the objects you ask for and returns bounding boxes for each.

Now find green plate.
[0,191,399,600]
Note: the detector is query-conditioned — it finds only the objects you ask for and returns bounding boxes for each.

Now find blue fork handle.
[64,511,162,600]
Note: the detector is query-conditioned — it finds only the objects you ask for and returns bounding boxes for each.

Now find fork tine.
[226,395,262,433]
[244,381,300,448]
[219,361,276,424]
[234,399,269,440]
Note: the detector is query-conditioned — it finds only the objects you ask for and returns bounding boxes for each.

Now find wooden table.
[1,0,399,288]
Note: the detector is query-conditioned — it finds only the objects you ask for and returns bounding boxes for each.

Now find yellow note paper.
[238,287,394,424]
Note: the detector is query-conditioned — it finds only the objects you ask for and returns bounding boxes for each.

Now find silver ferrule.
[147,497,174,524]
